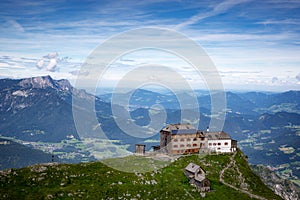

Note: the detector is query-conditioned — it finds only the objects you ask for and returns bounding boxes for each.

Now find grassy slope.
[0,150,280,200]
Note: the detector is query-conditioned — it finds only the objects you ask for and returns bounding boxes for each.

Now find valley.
[0,76,299,189]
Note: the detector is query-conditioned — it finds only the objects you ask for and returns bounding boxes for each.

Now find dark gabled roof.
[171,129,197,135]
[135,144,145,146]
[161,124,233,139]
[161,124,197,135]
[195,175,205,182]
[185,163,200,173]
[206,131,231,140]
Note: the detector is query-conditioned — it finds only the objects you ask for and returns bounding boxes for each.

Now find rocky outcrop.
[252,165,300,200]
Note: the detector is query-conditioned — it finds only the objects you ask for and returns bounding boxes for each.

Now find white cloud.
[6,19,25,33]
[36,52,59,72]
[46,58,57,72]
[36,59,44,69]
[257,19,300,25]
[192,32,297,42]
[175,0,252,30]
[0,54,81,82]
[0,0,299,92]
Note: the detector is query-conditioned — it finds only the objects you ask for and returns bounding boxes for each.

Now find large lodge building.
[159,123,237,155]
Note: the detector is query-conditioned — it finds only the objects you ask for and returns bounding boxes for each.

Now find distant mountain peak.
[56,79,72,91]
[17,75,72,91]
[19,75,56,89]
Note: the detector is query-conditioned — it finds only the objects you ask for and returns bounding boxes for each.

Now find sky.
[0,0,299,91]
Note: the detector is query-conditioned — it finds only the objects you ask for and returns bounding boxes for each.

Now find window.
[193,143,197,147]
[217,147,221,150]
[193,138,197,141]
[213,143,216,146]
[180,144,185,148]
[209,143,212,146]
[187,138,191,142]
[218,143,221,146]
[201,138,205,141]
[173,145,178,148]
[225,142,228,145]
[187,144,191,147]
[180,138,185,142]
[173,139,178,142]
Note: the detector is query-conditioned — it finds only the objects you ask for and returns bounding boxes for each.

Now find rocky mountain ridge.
[252,165,300,200]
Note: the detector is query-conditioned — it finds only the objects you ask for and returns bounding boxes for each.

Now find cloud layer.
[0,0,299,91]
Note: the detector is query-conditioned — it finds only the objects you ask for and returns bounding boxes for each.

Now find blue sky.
[0,0,299,91]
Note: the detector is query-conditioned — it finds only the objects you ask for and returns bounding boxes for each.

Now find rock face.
[251,165,300,200]
[0,75,144,150]
[0,75,104,142]
[19,76,57,89]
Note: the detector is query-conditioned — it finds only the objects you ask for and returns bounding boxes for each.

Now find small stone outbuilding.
[135,144,145,154]
[185,163,210,192]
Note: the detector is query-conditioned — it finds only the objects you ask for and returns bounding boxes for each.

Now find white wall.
[207,139,232,153]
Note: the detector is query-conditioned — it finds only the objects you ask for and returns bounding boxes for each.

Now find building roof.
[161,124,197,135]
[195,175,206,182]
[171,129,197,135]
[135,144,145,147]
[206,131,231,140]
[161,124,233,139]
[185,163,200,173]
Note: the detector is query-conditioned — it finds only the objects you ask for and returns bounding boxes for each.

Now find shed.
[185,163,206,177]
[184,163,210,192]
[135,144,145,154]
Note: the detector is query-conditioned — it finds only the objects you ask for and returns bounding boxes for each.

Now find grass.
[234,149,281,199]
[0,150,281,199]
[102,155,170,173]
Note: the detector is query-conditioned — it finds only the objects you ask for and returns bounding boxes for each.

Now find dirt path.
[219,152,267,200]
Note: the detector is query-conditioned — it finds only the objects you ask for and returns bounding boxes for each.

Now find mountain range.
[0,76,299,186]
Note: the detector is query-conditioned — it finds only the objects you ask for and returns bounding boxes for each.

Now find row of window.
[173,138,204,142]
[208,142,228,146]
[173,143,206,148]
